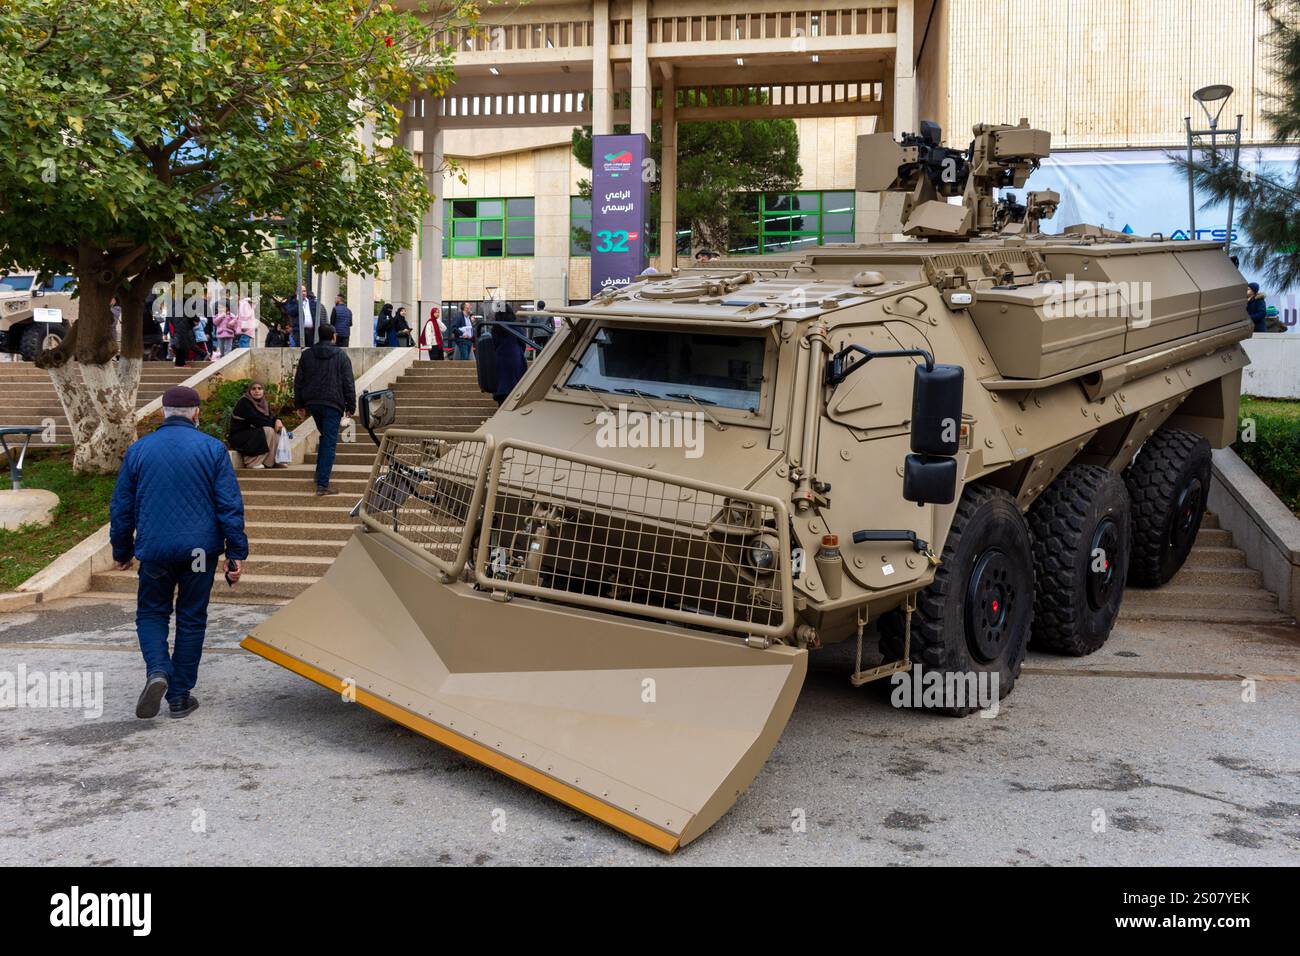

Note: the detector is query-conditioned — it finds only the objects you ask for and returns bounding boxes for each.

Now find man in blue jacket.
[110,386,248,720]
[329,293,353,348]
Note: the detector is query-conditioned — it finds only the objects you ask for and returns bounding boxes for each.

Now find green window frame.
[442,198,535,258]
[569,196,592,256]
[730,190,856,255]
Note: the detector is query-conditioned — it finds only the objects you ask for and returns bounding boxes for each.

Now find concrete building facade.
[340,0,1281,337]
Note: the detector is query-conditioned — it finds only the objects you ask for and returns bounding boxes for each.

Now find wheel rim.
[965,548,1015,663]
[1087,517,1121,611]
[1171,476,1203,551]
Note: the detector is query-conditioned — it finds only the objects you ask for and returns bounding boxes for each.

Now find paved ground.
[1,595,1296,866]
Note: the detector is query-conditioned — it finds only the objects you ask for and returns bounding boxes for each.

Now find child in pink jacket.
[213,306,237,357]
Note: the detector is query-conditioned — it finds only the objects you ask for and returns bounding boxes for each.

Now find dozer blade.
[242,529,806,852]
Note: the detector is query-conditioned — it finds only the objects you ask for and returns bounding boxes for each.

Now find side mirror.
[360,388,396,445]
[910,363,964,456]
[903,454,958,506]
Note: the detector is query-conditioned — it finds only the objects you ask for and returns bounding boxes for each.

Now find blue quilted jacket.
[110,417,249,564]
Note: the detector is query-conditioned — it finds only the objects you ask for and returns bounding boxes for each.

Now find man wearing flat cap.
[110,385,248,720]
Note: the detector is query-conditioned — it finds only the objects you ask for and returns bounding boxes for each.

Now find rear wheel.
[1028,464,1130,655]
[879,485,1034,716]
[1123,428,1210,587]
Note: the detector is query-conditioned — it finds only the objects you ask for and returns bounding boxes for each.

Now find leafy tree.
[0,0,477,472]
[572,96,802,256]
[1178,0,1300,291]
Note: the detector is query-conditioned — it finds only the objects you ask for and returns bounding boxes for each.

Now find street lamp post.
[1185,84,1243,253]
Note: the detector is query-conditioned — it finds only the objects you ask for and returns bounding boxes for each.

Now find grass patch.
[0,447,117,590]
[1235,396,1300,516]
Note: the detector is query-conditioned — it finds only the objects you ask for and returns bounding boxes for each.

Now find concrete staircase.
[89,360,494,602]
[1119,512,1292,625]
[0,361,195,443]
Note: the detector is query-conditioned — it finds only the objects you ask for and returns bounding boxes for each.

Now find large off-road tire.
[879,484,1034,716]
[1123,428,1211,587]
[18,324,45,361]
[1027,464,1130,656]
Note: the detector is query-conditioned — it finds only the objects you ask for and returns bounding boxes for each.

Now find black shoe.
[315,485,339,496]
[168,695,200,719]
[136,672,169,718]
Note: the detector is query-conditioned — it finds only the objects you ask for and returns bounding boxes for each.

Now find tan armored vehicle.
[245,120,1250,851]
[0,272,77,360]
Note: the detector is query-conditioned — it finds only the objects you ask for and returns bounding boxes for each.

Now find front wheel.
[879,485,1034,716]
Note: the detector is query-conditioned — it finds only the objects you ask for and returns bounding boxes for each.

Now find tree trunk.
[36,267,150,475]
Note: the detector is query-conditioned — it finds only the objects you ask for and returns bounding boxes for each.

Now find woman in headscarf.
[491,303,527,405]
[422,304,446,360]
[228,379,287,469]
[393,306,413,347]
[375,302,396,346]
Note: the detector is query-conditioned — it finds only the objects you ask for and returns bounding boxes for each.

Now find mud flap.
[242,529,807,851]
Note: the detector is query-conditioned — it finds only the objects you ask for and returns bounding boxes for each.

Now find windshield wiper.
[569,383,615,413]
[666,393,726,431]
[614,388,666,417]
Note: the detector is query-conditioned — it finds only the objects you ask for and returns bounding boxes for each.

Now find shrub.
[1235,397,1300,515]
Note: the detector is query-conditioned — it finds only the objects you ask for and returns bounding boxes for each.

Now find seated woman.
[228,380,287,469]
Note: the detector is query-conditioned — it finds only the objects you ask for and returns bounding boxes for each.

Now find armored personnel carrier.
[244,120,1251,851]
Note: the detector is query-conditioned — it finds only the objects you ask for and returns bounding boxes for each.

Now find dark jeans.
[309,404,342,489]
[336,334,350,348]
[137,558,218,703]
[454,340,472,360]
[302,326,316,347]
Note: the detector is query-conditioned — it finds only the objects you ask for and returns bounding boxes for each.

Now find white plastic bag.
[275,431,293,465]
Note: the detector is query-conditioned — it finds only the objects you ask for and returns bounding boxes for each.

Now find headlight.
[746,533,780,572]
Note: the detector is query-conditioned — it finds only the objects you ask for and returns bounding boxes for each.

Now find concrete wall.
[1240,333,1300,399]
[1209,447,1300,621]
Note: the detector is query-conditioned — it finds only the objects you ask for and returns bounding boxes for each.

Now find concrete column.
[319,272,341,326]
[534,147,570,309]
[389,102,418,313]
[629,0,652,135]
[419,94,445,325]
[658,63,677,272]
[592,0,613,135]
[892,0,919,135]
[346,116,378,348]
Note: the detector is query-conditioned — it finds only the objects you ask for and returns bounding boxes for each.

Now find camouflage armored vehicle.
[245,120,1251,851]
[0,272,77,360]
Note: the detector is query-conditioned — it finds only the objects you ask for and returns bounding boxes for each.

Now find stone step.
[90,569,313,598]
[239,521,356,541]
[245,505,359,524]
[241,489,365,507]
[1201,512,1221,530]
[1193,527,1231,547]
[239,475,369,492]
[1166,565,1263,589]
[245,537,349,557]
[1119,603,1293,625]
[1121,583,1279,612]
[1183,545,1246,569]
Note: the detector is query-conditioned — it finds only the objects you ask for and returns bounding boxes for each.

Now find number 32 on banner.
[595,229,631,253]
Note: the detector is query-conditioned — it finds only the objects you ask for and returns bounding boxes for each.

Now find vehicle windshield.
[565,326,766,411]
[44,275,76,292]
[0,274,35,293]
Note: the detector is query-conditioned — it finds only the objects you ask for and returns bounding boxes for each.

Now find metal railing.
[359,429,494,579]
[474,440,794,640]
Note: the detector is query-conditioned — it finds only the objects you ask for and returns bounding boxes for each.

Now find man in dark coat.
[1247,282,1268,334]
[329,294,353,348]
[293,324,356,495]
[291,285,320,347]
[491,304,527,405]
[110,386,248,720]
